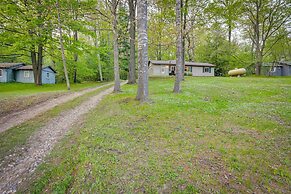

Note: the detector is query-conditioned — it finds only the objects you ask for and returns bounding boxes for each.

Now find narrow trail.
[0,83,112,133]
[0,83,125,193]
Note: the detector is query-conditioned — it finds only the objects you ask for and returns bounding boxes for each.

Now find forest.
[0,1,291,192]
[0,0,290,86]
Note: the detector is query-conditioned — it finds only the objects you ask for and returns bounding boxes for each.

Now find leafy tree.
[56,0,70,90]
[243,0,291,75]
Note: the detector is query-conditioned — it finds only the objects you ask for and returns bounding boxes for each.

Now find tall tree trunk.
[128,0,136,84]
[136,0,148,102]
[36,44,43,85]
[95,26,103,82]
[186,36,193,61]
[73,0,79,83]
[73,31,78,83]
[31,45,43,86]
[158,41,162,60]
[173,0,183,93]
[181,0,188,80]
[182,37,185,79]
[254,19,260,75]
[31,49,39,86]
[255,48,262,75]
[228,23,232,43]
[112,0,121,92]
[56,0,70,90]
[254,0,261,75]
[29,0,43,86]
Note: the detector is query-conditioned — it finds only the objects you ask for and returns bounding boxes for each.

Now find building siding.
[0,69,16,82]
[192,67,214,76]
[282,65,290,76]
[16,70,34,83]
[261,65,291,76]
[42,67,56,84]
[0,69,8,82]
[0,65,56,83]
[149,65,169,76]
[7,69,15,82]
[16,68,56,84]
[149,64,215,77]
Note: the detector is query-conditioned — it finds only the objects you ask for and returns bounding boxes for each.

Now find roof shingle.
[0,63,25,69]
[149,60,215,67]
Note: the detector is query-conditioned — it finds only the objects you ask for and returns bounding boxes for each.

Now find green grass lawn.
[0,81,105,97]
[0,81,108,117]
[24,77,290,193]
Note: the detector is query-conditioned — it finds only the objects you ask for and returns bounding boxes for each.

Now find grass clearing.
[0,83,113,160]
[24,77,291,193]
[0,82,105,97]
[0,82,107,117]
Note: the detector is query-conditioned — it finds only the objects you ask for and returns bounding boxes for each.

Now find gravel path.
[0,83,125,193]
[0,83,112,133]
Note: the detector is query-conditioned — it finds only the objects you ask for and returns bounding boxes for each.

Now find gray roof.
[0,63,25,69]
[263,61,291,67]
[277,61,291,66]
[17,65,56,73]
[149,60,215,67]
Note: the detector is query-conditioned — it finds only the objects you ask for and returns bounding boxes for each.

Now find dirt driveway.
[0,83,112,133]
[0,83,125,193]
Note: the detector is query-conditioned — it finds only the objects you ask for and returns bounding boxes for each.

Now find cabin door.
[169,66,175,75]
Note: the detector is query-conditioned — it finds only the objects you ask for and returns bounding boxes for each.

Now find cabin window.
[161,67,165,74]
[203,67,211,73]
[46,72,50,78]
[24,71,30,78]
[0,69,3,77]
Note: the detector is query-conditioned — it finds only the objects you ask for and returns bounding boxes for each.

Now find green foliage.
[0,0,289,82]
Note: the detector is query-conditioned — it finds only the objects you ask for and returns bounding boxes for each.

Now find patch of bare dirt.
[0,83,112,133]
[0,83,125,193]
[192,151,247,192]
[0,93,64,118]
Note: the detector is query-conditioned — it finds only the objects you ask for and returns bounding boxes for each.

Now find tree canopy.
[0,0,290,85]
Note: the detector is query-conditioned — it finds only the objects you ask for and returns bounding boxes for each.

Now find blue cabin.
[0,63,56,84]
[0,63,24,83]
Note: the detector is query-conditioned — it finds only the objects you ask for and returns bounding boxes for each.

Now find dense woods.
[0,0,290,87]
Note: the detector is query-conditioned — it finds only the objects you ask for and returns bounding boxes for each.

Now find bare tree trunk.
[136,0,148,102]
[128,0,136,84]
[94,26,103,82]
[182,38,185,79]
[255,48,262,75]
[173,0,183,93]
[228,23,232,43]
[36,44,43,85]
[31,45,43,86]
[254,1,261,76]
[158,41,162,60]
[112,0,121,92]
[29,1,43,86]
[181,0,188,80]
[73,31,78,83]
[56,0,70,90]
[186,35,193,61]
